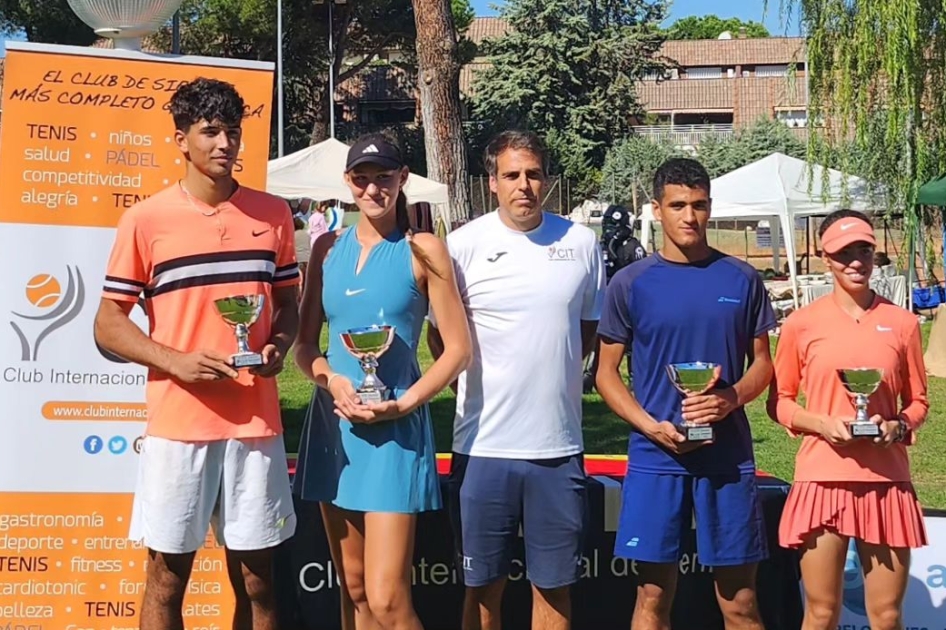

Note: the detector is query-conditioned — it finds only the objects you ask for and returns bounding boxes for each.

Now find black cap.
[346,137,404,171]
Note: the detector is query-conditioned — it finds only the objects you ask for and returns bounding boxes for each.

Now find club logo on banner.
[0,41,274,629]
[10,267,85,362]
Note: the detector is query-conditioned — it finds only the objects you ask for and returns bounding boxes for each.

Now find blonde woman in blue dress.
[294,134,471,629]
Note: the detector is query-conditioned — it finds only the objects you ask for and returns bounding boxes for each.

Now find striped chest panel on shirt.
[145,248,295,298]
[102,186,299,301]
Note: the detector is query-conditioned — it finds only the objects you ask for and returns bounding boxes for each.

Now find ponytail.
[396,191,443,279]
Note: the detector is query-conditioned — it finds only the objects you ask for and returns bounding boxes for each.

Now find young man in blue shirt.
[595,158,776,630]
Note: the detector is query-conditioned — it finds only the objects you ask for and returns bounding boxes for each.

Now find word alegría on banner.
[0,42,273,629]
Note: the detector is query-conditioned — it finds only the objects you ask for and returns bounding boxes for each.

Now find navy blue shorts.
[615,472,768,567]
[447,453,588,589]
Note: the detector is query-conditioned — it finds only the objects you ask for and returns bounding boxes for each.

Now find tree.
[157,0,420,152]
[164,0,475,161]
[0,0,96,45]
[770,0,946,280]
[452,0,477,63]
[696,117,807,178]
[664,15,769,40]
[412,0,473,225]
[600,135,686,208]
[600,119,808,208]
[471,0,669,193]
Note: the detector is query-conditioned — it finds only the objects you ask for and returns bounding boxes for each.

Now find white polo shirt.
[442,211,605,459]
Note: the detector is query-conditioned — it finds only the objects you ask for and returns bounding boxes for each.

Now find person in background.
[294,209,312,288]
[767,209,928,630]
[94,77,300,630]
[429,130,605,630]
[308,200,330,248]
[584,204,647,392]
[293,134,471,630]
[601,205,647,282]
[872,250,893,278]
[596,157,775,630]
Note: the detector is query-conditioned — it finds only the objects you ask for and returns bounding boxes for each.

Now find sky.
[0,31,26,56]
[471,0,802,35]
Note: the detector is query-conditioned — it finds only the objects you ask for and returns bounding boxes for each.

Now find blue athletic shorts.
[615,472,768,567]
[447,453,588,589]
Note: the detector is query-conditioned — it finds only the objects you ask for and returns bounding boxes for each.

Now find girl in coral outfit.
[767,209,928,630]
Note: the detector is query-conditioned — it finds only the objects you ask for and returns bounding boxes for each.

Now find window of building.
[685,67,723,79]
[776,109,808,128]
[359,101,416,125]
[643,68,678,80]
[756,64,789,77]
[674,112,734,126]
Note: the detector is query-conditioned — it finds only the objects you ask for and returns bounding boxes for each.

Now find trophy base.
[356,388,387,405]
[232,352,264,369]
[681,424,714,442]
[849,421,881,438]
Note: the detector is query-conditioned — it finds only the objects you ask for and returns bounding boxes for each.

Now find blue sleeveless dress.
[293,227,441,513]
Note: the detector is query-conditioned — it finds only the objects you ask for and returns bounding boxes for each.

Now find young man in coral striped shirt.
[94,78,300,630]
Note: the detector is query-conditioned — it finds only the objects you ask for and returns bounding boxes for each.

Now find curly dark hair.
[652,158,711,201]
[818,209,873,239]
[169,78,245,132]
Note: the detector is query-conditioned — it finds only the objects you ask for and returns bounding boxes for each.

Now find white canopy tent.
[266,138,451,230]
[639,153,877,307]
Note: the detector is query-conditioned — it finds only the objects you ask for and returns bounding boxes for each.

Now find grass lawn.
[278,323,946,510]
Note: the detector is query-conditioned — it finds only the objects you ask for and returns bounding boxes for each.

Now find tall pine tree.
[471,0,669,191]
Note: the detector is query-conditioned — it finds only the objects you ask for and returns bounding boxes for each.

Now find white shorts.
[128,435,297,554]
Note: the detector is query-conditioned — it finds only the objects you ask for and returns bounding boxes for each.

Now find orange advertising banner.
[0,42,274,630]
[0,43,273,228]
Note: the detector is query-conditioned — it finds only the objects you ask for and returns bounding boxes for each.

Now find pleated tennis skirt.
[779,481,927,549]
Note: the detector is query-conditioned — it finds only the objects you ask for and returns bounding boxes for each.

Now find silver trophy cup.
[214,295,266,369]
[837,368,885,437]
[340,325,396,404]
[667,362,720,442]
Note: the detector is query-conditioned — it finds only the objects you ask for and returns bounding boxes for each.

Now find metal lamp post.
[66,0,185,51]
[277,0,285,156]
[315,0,346,139]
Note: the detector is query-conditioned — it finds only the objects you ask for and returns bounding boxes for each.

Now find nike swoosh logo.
[839,223,855,231]
[876,325,893,332]
[252,229,269,237]
[487,252,508,262]
[345,288,365,296]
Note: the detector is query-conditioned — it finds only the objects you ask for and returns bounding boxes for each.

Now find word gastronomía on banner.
[0,42,273,629]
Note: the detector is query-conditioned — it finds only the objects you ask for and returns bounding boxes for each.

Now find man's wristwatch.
[894,418,908,442]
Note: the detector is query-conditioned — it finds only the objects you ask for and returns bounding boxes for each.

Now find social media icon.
[108,436,128,454]
[84,435,103,454]
[133,436,144,454]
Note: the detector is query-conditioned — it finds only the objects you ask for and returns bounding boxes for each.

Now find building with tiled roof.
[659,36,805,68]
[334,16,508,123]
[633,35,809,147]
[465,17,510,47]
[336,64,418,125]
[448,21,809,147]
